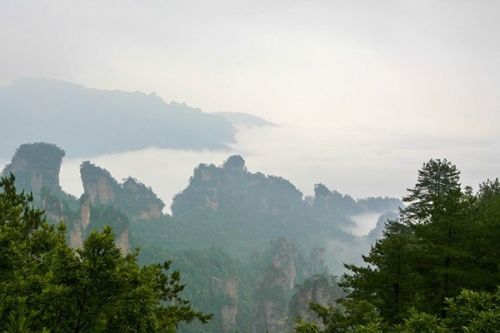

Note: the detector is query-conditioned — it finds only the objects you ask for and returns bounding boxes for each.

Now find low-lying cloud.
[58,124,500,212]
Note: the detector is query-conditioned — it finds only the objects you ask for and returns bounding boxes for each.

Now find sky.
[1,0,499,210]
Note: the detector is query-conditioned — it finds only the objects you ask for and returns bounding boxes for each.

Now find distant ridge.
[0,78,269,158]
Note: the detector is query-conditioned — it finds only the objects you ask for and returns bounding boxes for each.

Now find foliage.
[88,204,130,238]
[295,299,384,333]
[295,289,500,333]
[295,159,500,332]
[0,174,210,333]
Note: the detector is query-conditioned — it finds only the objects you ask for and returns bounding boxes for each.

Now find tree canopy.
[0,174,210,333]
[295,158,500,332]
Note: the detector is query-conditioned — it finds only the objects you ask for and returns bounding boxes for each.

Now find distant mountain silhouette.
[0,78,269,157]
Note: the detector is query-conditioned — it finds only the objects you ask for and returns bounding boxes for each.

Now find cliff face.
[170,155,403,262]
[121,177,165,219]
[172,155,304,218]
[170,156,313,258]
[309,247,328,276]
[312,183,359,226]
[80,162,164,220]
[288,274,344,326]
[212,277,239,333]
[77,161,168,254]
[2,143,65,196]
[80,161,120,205]
[252,238,299,333]
[69,196,91,249]
[2,144,134,253]
[2,143,81,237]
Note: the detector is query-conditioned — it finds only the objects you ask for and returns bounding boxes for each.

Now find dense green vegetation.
[129,156,403,332]
[168,156,401,271]
[294,159,500,332]
[3,142,498,332]
[0,174,210,333]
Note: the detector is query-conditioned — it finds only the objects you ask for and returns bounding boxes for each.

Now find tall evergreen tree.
[473,179,500,291]
[401,159,461,224]
[342,220,416,323]
[341,159,499,323]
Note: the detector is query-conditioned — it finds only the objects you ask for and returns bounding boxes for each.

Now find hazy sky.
[1,1,499,207]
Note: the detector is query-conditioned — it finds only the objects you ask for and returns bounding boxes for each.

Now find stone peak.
[223,155,246,171]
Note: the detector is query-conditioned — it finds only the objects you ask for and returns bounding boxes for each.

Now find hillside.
[1,142,402,333]
[0,78,271,157]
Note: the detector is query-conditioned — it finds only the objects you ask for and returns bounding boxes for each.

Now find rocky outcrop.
[312,184,358,226]
[80,195,91,231]
[2,143,65,196]
[288,274,344,325]
[80,162,164,220]
[222,155,247,172]
[2,143,84,241]
[1,144,135,253]
[116,226,129,254]
[171,155,308,251]
[169,155,406,275]
[212,277,240,333]
[309,247,327,276]
[69,195,91,249]
[252,238,299,333]
[80,162,120,205]
[121,177,165,219]
[172,155,304,216]
[311,184,404,230]
[65,174,131,253]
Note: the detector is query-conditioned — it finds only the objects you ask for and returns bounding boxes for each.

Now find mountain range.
[1,142,401,333]
[0,78,272,157]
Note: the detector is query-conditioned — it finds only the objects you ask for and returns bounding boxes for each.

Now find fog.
[59,123,500,212]
[346,213,381,236]
[2,1,500,210]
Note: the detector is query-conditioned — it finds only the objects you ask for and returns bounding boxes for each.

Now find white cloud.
[2,0,499,207]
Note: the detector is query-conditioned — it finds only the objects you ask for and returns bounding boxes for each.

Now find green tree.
[399,161,495,314]
[342,220,416,322]
[296,159,500,332]
[294,298,384,333]
[399,310,445,333]
[294,289,500,333]
[0,174,65,332]
[401,159,461,224]
[473,179,500,291]
[341,159,499,322]
[0,174,210,332]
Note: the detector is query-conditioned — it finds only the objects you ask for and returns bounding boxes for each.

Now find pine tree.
[401,159,461,224]
[296,160,500,332]
[342,219,416,323]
